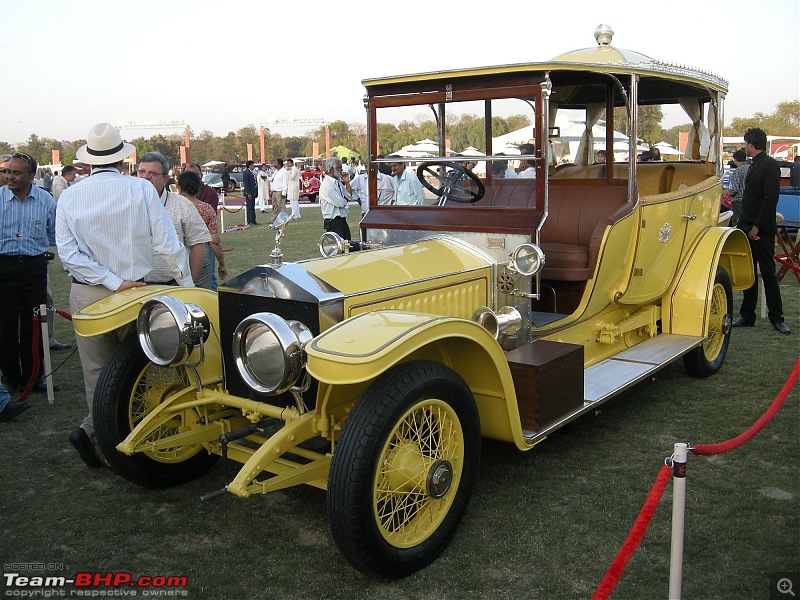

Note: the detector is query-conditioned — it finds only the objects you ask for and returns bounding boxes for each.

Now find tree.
[506,114,531,132]
[132,134,182,167]
[18,134,51,167]
[724,101,800,137]
[614,105,664,144]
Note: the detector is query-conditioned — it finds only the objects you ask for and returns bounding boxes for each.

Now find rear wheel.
[327,361,480,578]
[94,337,218,488]
[683,267,733,377]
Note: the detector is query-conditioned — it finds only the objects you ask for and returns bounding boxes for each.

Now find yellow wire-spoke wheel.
[683,267,733,378]
[374,399,464,548]
[702,281,729,362]
[94,337,218,488]
[129,362,197,463]
[327,360,480,579]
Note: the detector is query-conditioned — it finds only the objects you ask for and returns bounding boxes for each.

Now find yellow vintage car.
[75,25,753,578]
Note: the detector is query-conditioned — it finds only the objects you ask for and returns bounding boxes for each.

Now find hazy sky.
[1,0,797,143]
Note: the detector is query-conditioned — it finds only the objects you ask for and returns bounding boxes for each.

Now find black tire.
[93,337,218,488]
[683,267,733,377]
[327,360,480,578]
[226,180,236,192]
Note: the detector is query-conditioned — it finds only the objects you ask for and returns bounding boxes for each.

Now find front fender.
[664,227,753,336]
[72,285,223,382]
[306,311,530,449]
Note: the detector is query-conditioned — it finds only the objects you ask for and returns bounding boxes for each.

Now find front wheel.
[93,337,218,488]
[327,361,480,578]
[683,267,733,377]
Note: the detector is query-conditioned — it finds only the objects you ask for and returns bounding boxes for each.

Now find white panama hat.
[76,123,136,165]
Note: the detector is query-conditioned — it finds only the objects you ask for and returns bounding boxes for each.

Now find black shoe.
[732,317,755,328]
[68,427,104,468]
[49,342,72,351]
[0,400,31,422]
[772,321,792,335]
[32,380,59,393]
[1,375,22,393]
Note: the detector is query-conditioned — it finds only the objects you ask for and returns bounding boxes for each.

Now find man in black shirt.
[732,127,790,334]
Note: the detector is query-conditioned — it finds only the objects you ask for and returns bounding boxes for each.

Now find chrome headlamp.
[137,296,210,366]
[232,313,313,395]
[509,243,545,276]
[318,231,349,257]
[319,231,381,257]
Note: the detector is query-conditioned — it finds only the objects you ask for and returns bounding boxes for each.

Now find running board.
[521,334,704,444]
[584,334,704,403]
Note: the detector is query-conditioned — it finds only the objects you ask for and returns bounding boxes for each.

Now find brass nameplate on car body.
[487,238,506,250]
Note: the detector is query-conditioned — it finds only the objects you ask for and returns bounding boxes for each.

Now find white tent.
[653,141,684,157]
[202,160,226,167]
[458,146,486,157]
[555,121,628,143]
[391,139,456,158]
[492,126,535,153]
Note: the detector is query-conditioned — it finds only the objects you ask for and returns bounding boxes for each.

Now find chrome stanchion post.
[39,303,55,404]
[668,442,688,599]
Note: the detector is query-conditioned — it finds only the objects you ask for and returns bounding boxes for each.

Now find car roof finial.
[594,24,614,46]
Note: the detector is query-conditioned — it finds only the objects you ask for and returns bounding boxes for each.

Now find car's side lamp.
[508,243,545,277]
[318,232,382,257]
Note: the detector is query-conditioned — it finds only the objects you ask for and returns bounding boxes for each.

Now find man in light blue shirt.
[390,161,425,205]
[0,152,57,397]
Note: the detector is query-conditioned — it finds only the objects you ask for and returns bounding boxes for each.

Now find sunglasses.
[11,152,36,173]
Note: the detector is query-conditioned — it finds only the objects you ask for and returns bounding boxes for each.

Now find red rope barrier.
[592,465,672,600]
[12,316,42,403]
[692,356,800,456]
[10,309,74,403]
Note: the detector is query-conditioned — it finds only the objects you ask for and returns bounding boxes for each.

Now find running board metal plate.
[584,334,704,403]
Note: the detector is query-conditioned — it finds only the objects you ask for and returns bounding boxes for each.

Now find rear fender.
[664,227,753,336]
[306,311,530,449]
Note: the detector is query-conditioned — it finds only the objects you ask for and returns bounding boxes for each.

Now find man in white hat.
[56,122,193,469]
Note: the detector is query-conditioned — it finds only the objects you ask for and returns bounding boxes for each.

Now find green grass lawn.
[2,206,798,600]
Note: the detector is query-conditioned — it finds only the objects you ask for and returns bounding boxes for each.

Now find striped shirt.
[0,183,56,256]
[727,162,750,204]
[56,169,192,291]
[319,175,355,219]
[146,191,210,284]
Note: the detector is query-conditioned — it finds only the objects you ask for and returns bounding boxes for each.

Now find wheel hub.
[426,459,453,499]
[721,313,732,335]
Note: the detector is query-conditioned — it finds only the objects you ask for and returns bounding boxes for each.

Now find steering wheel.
[417,161,485,205]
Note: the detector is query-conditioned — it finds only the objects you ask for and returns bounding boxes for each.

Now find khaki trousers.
[69,283,133,436]
[271,190,286,222]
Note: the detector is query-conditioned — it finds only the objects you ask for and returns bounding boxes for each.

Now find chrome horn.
[472,306,522,339]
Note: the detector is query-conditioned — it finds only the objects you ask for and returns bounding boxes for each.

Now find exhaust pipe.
[472,306,522,339]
